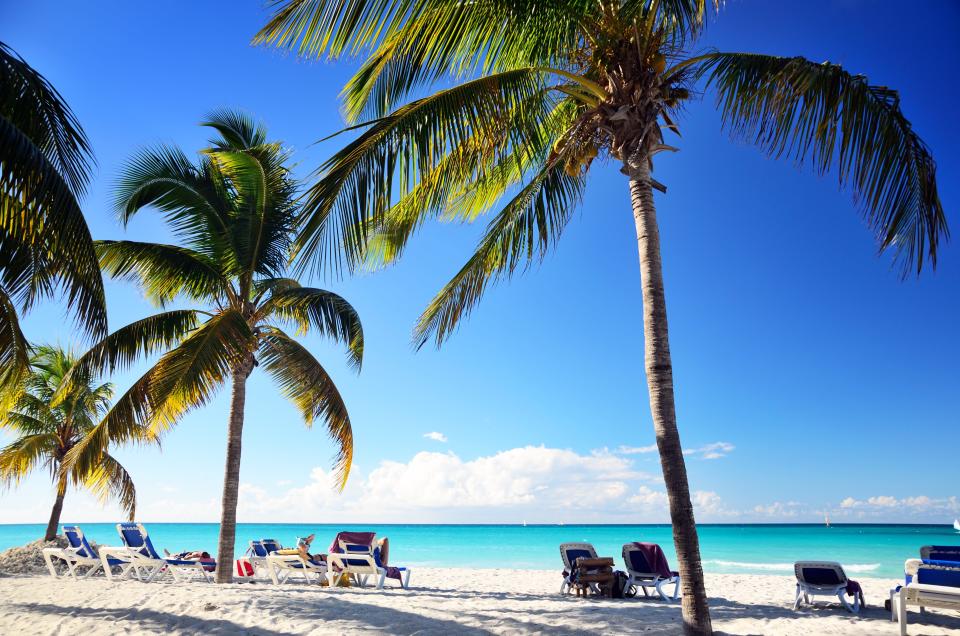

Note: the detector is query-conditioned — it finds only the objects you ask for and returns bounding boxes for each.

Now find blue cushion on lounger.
[802,567,844,586]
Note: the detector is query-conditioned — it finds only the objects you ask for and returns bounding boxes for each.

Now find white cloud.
[423,432,448,443]
[616,444,658,455]
[684,442,735,460]
[752,501,801,518]
[837,494,957,514]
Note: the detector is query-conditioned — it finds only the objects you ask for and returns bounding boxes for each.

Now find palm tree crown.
[62,109,363,582]
[0,345,136,540]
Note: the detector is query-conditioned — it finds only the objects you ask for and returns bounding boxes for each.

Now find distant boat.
[825,513,831,528]
[953,518,960,532]
[522,520,527,527]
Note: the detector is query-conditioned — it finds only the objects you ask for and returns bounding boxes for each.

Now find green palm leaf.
[415,156,585,348]
[0,43,106,342]
[259,287,364,369]
[97,241,229,306]
[296,68,549,274]
[695,52,947,275]
[78,452,137,520]
[258,327,353,488]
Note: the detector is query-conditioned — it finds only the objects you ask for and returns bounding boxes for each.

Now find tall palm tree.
[62,110,364,583]
[0,345,136,541]
[255,1,947,631]
[0,42,106,395]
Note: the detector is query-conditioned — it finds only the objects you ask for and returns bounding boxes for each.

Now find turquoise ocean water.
[2,523,956,579]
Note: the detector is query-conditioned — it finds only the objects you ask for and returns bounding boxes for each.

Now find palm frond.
[97,240,229,306]
[696,52,947,275]
[0,44,106,340]
[295,68,548,275]
[259,287,364,369]
[0,433,59,485]
[414,156,585,348]
[258,327,353,489]
[0,285,30,399]
[202,108,267,150]
[55,310,201,404]
[77,452,137,520]
[113,144,237,261]
[62,310,255,478]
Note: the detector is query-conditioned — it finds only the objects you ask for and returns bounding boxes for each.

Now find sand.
[0,568,957,635]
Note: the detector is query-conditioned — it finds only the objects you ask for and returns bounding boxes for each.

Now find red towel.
[631,542,677,579]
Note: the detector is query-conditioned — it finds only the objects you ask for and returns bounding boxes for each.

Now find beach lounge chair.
[890,558,960,635]
[41,525,133,580]
[262,538,328,585]
[793,561,862,613]
[99,522,214,582]
[326,533,411,589]
[622,542,681,601]
[920,545,960,562]
[559,542,600,595]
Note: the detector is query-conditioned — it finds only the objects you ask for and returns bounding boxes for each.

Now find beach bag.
[235,558,254,578]
[611,571,629,599]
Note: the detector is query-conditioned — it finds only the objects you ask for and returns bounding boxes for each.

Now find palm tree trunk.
[214,358,252,583]
[628,159,712,635]
[44,477,67,542]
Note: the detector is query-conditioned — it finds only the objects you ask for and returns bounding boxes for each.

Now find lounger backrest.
[559,543,597,571]
[249,540,268,558]
[261,539,281,554]
[63,525,94,558]
[916,560,960,587]
[118,522,162,559]
[921,545,960,562]
[340,541,375,567]
[795,561,847,586]
[623,545,654,574]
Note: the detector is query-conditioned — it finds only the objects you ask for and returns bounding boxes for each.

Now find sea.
[2,523,955,579]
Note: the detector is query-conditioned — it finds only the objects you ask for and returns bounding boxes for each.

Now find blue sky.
[1,1,958,525]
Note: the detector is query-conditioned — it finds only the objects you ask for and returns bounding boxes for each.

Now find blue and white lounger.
[793,561,861,613]
[559,542,599,595]
[99,522,214,582]
[326,539,411,589]
[42,525,133,580]
[891,558,960,635]
[622,543,681,601]
[262,538,328,585]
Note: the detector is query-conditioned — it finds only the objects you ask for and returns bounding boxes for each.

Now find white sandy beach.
[0,569,957,635]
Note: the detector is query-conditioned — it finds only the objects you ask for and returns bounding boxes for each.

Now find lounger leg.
[403,570,411,589]
[377,571,386,589]
[898,587,908,636]
[890,589,897,621]
[793,584,803,610]
[43,552,59,579]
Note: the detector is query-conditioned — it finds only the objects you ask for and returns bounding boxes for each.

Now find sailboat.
[824,512,831,528]
[953,518,960,532]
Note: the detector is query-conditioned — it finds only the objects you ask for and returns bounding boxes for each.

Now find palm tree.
[62,110,364,583]
[0,42,106,395]
[0,345,136,541]
[255,2,947,632]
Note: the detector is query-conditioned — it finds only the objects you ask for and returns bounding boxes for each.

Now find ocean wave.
[704,560,880,573]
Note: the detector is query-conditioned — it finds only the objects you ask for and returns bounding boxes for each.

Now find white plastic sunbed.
[890,558,960,635]
[326,539,411,589]
[261,538,328,585]
[559,542,599,595]
[622,543,681,601]
[99,522,213,582]
[793,561,861,613]
[42,525,134,580]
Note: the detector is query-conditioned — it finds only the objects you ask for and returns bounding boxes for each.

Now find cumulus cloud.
[423,432,448,443]
[838,494,956,513]
[684,442,735,460]
[616,444,658,455]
